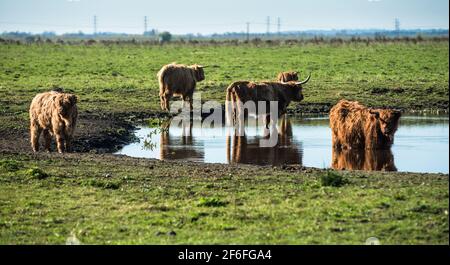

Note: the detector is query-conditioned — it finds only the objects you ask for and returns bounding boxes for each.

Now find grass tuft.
[197,197,228,207]
[321,171,348,187]
[0,159,23,172]
[25,167,49,180]
[81,179,121,190]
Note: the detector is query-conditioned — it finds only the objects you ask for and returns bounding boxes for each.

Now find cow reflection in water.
[159,119,204,161]
[226,116,302,166]
[332,148,397,171]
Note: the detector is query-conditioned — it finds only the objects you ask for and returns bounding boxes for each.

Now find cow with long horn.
[226,74,311,128]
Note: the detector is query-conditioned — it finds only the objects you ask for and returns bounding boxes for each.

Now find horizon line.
[1,27,449,36]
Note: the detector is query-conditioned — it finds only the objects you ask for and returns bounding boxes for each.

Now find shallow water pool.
[115,115,449,174]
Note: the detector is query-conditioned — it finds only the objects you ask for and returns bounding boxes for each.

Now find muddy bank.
[4,150,446,179]
[0,112,144,154]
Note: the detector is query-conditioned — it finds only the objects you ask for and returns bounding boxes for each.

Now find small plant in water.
[321,171,348,187]
[147,117,170,128]
[142,127,169,151]
[143,129,158,151]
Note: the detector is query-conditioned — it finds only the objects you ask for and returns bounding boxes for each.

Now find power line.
[93,15,97,35]
[246,22,250,41]
[144,16,148,33]
[1,19,443,35]
[277,17,281,35]
[395,18,400,37]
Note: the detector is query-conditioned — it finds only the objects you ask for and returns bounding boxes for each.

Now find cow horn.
[198,65,208,68]
[296,74,311,85]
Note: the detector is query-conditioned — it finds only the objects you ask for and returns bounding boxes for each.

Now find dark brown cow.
[225,74,311,128]
[329,99,401,150]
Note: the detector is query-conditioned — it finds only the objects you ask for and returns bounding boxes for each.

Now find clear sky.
[0,0,448,34]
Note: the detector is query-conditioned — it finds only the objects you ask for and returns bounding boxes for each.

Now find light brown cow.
[225,74,311,128]
[157,63,205,111]
[329,99,401,150]
[277,71,299,82]
[29,90,78,153]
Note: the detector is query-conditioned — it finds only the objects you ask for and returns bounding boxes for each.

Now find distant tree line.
[0,29,447,45]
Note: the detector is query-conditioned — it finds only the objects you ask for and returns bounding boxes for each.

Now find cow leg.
[231,94,237,126]
[65,133,72,152]
[331,134,341,150]
[265,114,271,129]
[236,101,245,133]
[30,123,42,152]
[182,94,193,112]
[164,95,171,111]
[225,90,234,126]
[43,129,52,152]
[189,96,193,112]
[160,95,166,110]
[160,92,172,111]
[54,127,65,153]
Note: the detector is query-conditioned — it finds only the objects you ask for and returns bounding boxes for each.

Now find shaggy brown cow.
[276,71,299,82]
[29,90,78,153]
[225,74,311,128]
[331,148,397,171]
[157,63,206,111]
[329,100,401,150]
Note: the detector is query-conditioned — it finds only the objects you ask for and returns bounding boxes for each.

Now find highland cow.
[157,63,206,111]
[329,100,401,150]
[225,74,310,128]
[29,90,78,153]
[276,71,299,82]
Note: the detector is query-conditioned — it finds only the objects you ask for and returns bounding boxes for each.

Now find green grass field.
[0,41,448,116]
[0,154,448,244]
[0,42,448,244]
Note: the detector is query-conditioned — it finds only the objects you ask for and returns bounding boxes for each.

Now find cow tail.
[157,67,166,96]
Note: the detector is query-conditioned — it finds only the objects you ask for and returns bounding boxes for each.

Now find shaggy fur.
[157,63,205,111]
[332,148,397,171]
[276,71,299,82]
[329,99,401,150]
[29,90,78,153]
[225,75,310,128]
